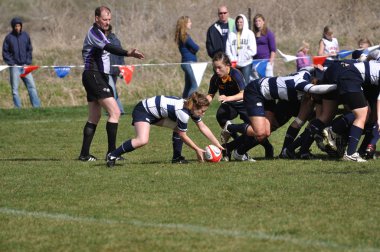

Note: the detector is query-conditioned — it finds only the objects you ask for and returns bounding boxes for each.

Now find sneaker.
[172,156,189,164]
[363,144,376,160]
[106,153,117,167]
[343,152,367,162]
[279,148,296,159]
[220,121,232,145]
[232,149,256,162]
[78,154,97,162]
[322,127,337,151]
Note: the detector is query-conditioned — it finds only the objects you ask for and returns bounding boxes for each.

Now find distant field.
[1,105,379,251]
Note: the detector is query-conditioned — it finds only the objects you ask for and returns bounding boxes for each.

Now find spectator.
[296,40,311,71]
[352,37,373,61]
[206,5,235,59]
[175,16,200,98]
[78,6,144,162]
[105,25,125,114]
[226,14,256,84]
[318,26,339,60]
[2,17,40,108]
[252,14,276,77]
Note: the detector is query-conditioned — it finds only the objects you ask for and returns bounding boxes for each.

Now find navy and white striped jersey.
[258,70,314,102]
[353,60,380,86]
[82,23,111,73]
[142,95,201,132]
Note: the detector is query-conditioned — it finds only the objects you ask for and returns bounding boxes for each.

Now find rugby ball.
[204,145,222,162]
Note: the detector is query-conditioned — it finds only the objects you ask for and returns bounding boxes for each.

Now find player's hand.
[218,95,228,103]
[129,49,145,59]
[195,148,205,162]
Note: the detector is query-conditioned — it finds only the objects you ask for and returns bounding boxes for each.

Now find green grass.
[1,104,380,252]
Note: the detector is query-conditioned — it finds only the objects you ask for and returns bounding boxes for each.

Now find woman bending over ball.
[106,92,224,167]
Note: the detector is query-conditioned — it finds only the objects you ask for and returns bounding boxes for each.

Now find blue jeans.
[9,67,40,108]
[108,75,125,114]
[237,64,253,85]
[181,63,198,98]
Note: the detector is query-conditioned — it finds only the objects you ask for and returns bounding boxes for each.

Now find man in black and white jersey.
[78,6,144,162]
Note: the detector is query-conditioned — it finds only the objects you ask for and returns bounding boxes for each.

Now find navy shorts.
[244,80,275,117]
[82,70,113,102]
[131,102,160,125]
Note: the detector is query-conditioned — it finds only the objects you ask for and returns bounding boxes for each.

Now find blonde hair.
[298,40,310,52]
[175,16,190,45]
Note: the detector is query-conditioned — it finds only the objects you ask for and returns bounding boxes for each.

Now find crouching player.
[106,92,224,167]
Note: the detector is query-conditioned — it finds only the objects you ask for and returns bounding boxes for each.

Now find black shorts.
[340,92,367,110]
[338,67,363,95]
[82,70,113,102]
[216,101,249,126]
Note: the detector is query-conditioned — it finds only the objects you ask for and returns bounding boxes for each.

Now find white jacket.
[226,14,257,67]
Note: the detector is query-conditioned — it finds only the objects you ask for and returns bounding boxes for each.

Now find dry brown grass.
[0,0,379,108]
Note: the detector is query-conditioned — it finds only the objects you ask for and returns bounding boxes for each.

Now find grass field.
[1,104,380,252]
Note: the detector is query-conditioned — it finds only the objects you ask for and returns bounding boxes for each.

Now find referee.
[79,6,144,161]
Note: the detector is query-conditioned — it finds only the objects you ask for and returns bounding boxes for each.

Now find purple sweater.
[253,29,276,59]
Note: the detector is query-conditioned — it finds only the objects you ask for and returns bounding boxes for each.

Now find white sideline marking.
[1,207,379,251]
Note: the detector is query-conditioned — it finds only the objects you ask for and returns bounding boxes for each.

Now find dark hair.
[95,6,111,17]
[212,51,231,66]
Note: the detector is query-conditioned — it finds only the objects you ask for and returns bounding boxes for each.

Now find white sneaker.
[220,120,232,145]
[322,127,337,151]
[343,152,367,162]
[232,149,256,162]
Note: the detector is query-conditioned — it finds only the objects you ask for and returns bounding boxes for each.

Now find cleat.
[106,153,117,167]
[298,151,315,160]
[232,149,256,162]
[220,121,232,145]
[105,154,125,161]
[315,134,326,152]
[343,152,367,162]
[78,154,97,162]
[172,156,189,164]
[363,144,376,160]
[322,127,337,151]
[279,148,296,159]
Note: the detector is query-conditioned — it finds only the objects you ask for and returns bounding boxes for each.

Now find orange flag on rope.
[20,65,39,77]
[312,56,327,66]
[118,65,135,85]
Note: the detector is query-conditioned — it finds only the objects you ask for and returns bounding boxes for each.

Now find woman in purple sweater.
[252,14,276,77]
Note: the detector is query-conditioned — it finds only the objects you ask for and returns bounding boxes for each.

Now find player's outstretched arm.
[177,130,205,162]
[196,121,224,150]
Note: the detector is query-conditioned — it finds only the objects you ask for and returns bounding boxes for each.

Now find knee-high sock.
[346,125,363,155]
[80,122,97,156]
[282,126,301,151]
[227,123,249,135]
[112,139,135,157]
[332,113,355,135]
[236,136,259,155]
[172,131,183,159]
[106,121,118,153]
[299,119,325,154]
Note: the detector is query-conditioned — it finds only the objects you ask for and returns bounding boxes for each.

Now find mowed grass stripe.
[2,207,379,252]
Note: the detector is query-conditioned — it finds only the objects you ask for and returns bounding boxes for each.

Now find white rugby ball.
[204,144,222,162]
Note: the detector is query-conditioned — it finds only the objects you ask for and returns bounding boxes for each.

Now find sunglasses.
[218,12,228,15]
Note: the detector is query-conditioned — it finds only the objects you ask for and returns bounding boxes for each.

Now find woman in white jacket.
[226,14,256,84]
